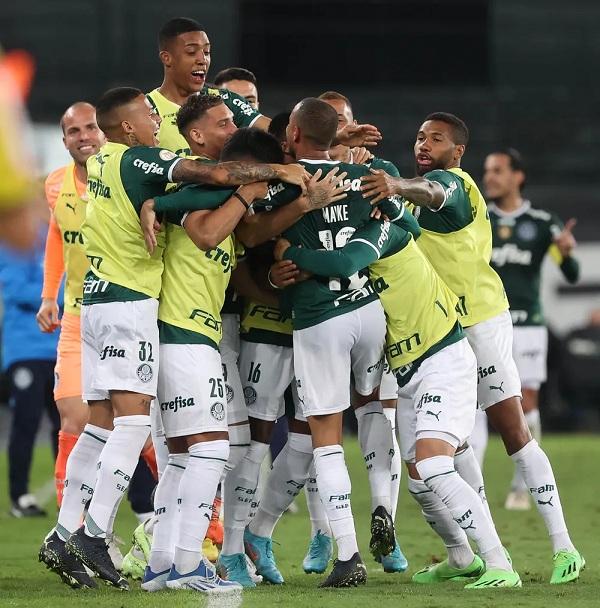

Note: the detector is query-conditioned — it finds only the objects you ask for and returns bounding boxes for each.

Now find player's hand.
[336,123,382,148]
[351,146,374,165]
[554,218,577,257]
[140,198,160,254]
[370,207,383,220]
[273,238,292,261]
[269,259,299,288]
[274,163,311,194]
[239,181,269,203]
[361,169,400,205]
[304,167,348,211]
[36,298,60,333]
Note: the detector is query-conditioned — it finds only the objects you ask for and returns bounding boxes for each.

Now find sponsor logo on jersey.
[367,356,385,373]
[372,276,390,294]
[160,395,195,413]
[159,149,177,161]
[265,182,284,201]
[205,246,233,273]
[87,177,111,198]
[83,274,109,294]
[489,381,504,393]
[210,402,226,421]
[100,345,125,360]
[497,225,512,240]
[244,386,257,405]
[387,332,422,358]
[63,230,84,245]
[133,158,165,175]
[232,96,254,117]
[417,392,442,409]
[247,304,291,324]
[377,220,391,248]
[189,308,222,332]
[477,365,497,383]
[137,363,153,383]
[226,383,234,403]
[491,243,532,267]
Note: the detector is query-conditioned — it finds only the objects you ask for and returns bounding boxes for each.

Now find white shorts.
[294,299,386,417]
[379,363,399,401]
[238,341,304,422]
[158,343,228,437]
[512,326,548,390]
[219,314,247,425]
[465,310,522,409]
[396,338,477,463]
[81,299,159,401]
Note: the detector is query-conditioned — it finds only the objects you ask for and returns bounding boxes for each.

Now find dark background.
[1,0,599,238]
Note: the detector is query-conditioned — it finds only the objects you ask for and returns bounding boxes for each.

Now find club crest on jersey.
[226,383,234,403]
[497,225,512,240]
[210,402,226,421]
[137,363,153,383]
[159,149,177,161]
[516,221,538,241]
[244,386,257,405]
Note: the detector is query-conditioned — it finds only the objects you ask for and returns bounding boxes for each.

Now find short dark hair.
[493,147,526,173]
[221,128,284,163]
[176,93,224,134]
[318,90,352,113]
[214,67,257,87]
[95,87,142,132]
[268,111,290,144]
[294,98,338,149]
[158,17,203,50]
[424,112,469,146]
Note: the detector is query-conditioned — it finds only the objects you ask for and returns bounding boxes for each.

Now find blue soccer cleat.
[217,553,257,588]
[381,539,408,573]
[302,530,333,574]
[244,527,284,584]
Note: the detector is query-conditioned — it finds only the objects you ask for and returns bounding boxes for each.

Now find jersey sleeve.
[423,169,469,211]
[370,157,401,178]
[217,88,263,128]
[41,213,65,300]
[155,184,235,214]
[395,204,421,239]
[121,146,182,185]
[255,181,302,210]
[44,167,65,211]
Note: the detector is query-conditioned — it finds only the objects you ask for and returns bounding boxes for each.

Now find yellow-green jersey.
[409,167,508,327]
[283,220,462,385]
[82,142,181,304]
[147,86,263,156]
[153,183,238,348]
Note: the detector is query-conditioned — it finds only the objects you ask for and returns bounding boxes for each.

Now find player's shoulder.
[44,165,70,208]
[522,201,553,223]
[369,157,400,176]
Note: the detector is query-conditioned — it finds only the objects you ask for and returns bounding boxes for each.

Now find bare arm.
[230,258,279,307]
[252,115,272,132]
[361,170,445,208]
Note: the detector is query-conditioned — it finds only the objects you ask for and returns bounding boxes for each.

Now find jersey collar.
[488,199,531,219]
[298,158,340,165]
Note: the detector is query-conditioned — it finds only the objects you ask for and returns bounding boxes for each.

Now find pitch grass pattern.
[0,436,597,608]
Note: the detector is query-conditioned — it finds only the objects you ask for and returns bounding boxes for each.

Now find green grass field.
[0,435,597,607]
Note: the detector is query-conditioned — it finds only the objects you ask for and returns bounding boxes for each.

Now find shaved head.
[290,97,338,149]
[60,101,104,166]
[60,102,96,133]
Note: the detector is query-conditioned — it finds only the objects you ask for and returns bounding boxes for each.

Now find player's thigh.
[158,343,228,438]
[512,325,548,390]
[465,310,521,410]
[379,363,399,402]
[54,311,82,402]
[80,304,109,402]
[293,315,355,417]
[351,300,387,396]
[239,341,293,422]
[396,393,417,463]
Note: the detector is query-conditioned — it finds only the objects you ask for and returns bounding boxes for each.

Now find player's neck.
[159,78,194,106]
[73,162,87,184]
[295,143,330,161]
[496,192,523,213]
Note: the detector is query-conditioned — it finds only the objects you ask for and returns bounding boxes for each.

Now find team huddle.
[36,16,584,595]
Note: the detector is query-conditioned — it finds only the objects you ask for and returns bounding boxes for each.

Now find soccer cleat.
[550,549,585,584]
[505,490,531,511]
[11,493,47,518]
[245,554,263,584]
[132,519,153,562]
[121,545,147,580]
[319,552,367,588]
[381,540,409,573]
[141,566,170,592]
[166,558,243,593]
[369,505,395,560]
[303,530,333,574]
[412,555,485,584]
[244,527,284,584]
[106,533,124,570]
[217,553,257,588]
[464,568,522,589]
[65,527,129,590]
[203,538,220,563]
[39,529,97,589]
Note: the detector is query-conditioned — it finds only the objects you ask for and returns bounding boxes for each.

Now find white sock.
[305,462,331,538]
[249,433,313,538]
[454,446,494,526]
[469,409,489,468]
[84,416,150,538]
[383,407,401,521]
[407,476,474,569]
[355,401,392,513]
[511,410,542,492]
[149,453,188,573]
[56,424,110,540]
[416,456,511,571]
[222,423,250,482]
[510,439,574,553]
[174,440,229,574]
[150,400,169,479]
[314,445,358,561]
[221,440,269,556]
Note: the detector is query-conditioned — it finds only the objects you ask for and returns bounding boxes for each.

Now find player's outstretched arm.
[172,159,309,192]
[334,123,382,148]
[361,169,445,208]
[550,218,580,284]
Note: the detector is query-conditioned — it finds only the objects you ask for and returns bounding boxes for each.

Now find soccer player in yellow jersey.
[62,86,307,590]
[362,112,583,584]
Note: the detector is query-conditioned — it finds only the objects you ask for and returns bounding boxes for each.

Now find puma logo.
[490,381,505,393]
[537,496,554,507]
[66,202,76,213]
[460,519,476,531]
[426,410,442,421]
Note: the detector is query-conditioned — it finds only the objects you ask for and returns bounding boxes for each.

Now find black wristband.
[233,191,250,210]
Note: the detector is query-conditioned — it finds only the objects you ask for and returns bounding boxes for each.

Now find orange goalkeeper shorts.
[54,311,82,401]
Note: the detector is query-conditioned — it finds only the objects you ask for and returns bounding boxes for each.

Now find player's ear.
[292,125,301,143]
[454,144,465,162]
[189,127,203,146]
[121,119,133,135]
[159,50,171,68]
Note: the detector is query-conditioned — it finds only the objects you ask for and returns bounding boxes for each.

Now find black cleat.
[319,552,367,588]
[11,494,47,518]
[369,505,395,560]
[65,526,129,590]
[39,529,97,589]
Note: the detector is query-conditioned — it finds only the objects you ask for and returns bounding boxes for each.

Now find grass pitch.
[0,434,597,607]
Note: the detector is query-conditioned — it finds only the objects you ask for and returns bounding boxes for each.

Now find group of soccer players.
[36,16,583,596]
